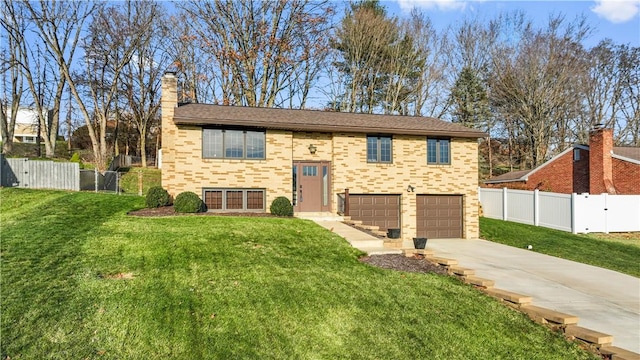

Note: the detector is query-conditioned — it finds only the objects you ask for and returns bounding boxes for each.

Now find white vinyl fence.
[479,187,640,234]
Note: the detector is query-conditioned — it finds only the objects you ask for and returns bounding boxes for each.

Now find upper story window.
[203,128,265,159]
[573,148,581,161]
[367,135,392,163]
[427,138,450,165]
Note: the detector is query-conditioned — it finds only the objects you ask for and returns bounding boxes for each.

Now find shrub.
[174,191,206,213]
[146,186,171,208]
[270,196,293,217]
[69,152,84,169]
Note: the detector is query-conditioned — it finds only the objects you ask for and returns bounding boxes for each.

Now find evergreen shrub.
[270,196,293,217]
[174,191,206,213]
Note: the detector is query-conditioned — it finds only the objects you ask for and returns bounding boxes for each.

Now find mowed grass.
[118,167,161,196]
[480,217,640,277]
[1,189,596,359]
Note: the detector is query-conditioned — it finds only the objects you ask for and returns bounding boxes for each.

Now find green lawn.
[480,217,640,277]
[1,189,596,359]
[118,167,161,196]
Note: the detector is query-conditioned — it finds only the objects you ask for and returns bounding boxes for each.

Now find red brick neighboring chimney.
[589,127,617,194]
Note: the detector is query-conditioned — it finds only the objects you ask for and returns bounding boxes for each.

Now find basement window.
[203,188,265,211]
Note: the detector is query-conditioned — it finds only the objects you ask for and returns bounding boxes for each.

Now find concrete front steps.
[295,212,344,221]
[307,215,401,255]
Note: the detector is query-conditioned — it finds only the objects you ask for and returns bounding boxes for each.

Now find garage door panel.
[349,195,400,231]
[416,195,463,239]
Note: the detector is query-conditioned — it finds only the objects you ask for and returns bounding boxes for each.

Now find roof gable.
[172,103,487,138]
[485,144,589,184]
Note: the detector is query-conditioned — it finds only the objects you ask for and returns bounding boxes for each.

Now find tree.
[406,11,450,118]
[450,67,490,128]
[67,1,154,170]
[177,0,333,108]
[615,45,639,146]
[330,0,397,113]
[489,14,590,168]
[119,1,168,167]
[19,0,95,158]
[0,0,25,154]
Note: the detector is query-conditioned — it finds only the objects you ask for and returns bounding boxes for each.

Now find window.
[203,128,265,159]
[573,149,581,161]
[203,189,265,211]
[427,138,450,164]
[302,165,317,176]
[367,136,392,163]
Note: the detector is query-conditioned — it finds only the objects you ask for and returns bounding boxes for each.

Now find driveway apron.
[426,239,640,354]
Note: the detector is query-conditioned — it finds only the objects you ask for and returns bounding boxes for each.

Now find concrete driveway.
[426,239,640,354]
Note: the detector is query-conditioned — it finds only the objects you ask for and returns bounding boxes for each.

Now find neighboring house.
[3,106,51,143]
[484,127,640,195]
[161,72,486,241]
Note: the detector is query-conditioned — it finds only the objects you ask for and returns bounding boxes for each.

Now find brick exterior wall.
[612,158,640,194]
[331,134,479,240]
[528,148,590,193]
[161,75,480,240]
[589,128,616,194]
[484,128,639,195]
[484,148,590,193]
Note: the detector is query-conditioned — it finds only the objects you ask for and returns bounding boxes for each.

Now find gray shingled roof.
[172,103,487,138]
[613,147,640,162]
[484,169,531,183]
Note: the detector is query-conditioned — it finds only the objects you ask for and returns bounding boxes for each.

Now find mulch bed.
[129,207,445,274]
[128,206,277,217]
[360,254,450,275]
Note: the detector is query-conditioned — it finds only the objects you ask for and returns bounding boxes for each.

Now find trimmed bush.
[270,196,293,217]
[146,186,171,208]
[69,152,84,169]
[174,191,206,213]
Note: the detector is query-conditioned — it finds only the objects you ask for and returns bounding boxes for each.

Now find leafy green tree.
[449,66,491,128]
[330,0,396,113]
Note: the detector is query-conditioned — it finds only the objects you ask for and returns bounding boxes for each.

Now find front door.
[293,161,331,212]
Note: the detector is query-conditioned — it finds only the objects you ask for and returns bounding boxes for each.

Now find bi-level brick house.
[161,72,486,241]
[484,127,640,195]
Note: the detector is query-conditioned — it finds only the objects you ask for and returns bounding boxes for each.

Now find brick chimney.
[588,126,616,194]
[161,71,178,196]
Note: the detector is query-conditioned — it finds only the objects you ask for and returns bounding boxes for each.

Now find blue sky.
[381,0,640,47]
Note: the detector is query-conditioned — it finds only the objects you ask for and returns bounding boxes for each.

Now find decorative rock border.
[402,249,640,360]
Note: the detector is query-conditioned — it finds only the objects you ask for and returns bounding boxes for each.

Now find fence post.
[116,172,120,195]
[571,193,577,234]
[138,170,143,196]
[94,168,98,193]
[533,189,539,227]
[603,193,609,234]
[502,187,508,221]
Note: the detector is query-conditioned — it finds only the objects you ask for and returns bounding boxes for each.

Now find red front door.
[293,161,331,212]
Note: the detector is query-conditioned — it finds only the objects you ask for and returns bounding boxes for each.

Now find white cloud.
[396,0,469,12]
[591,0,640,23]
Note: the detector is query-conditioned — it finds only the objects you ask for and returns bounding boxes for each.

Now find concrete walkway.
[310,220,401,255]
[426,239,640,354]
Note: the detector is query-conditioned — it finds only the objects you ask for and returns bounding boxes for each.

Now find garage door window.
[427,138,450,165]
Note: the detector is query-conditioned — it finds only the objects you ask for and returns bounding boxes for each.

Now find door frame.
[292,161,331,213]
